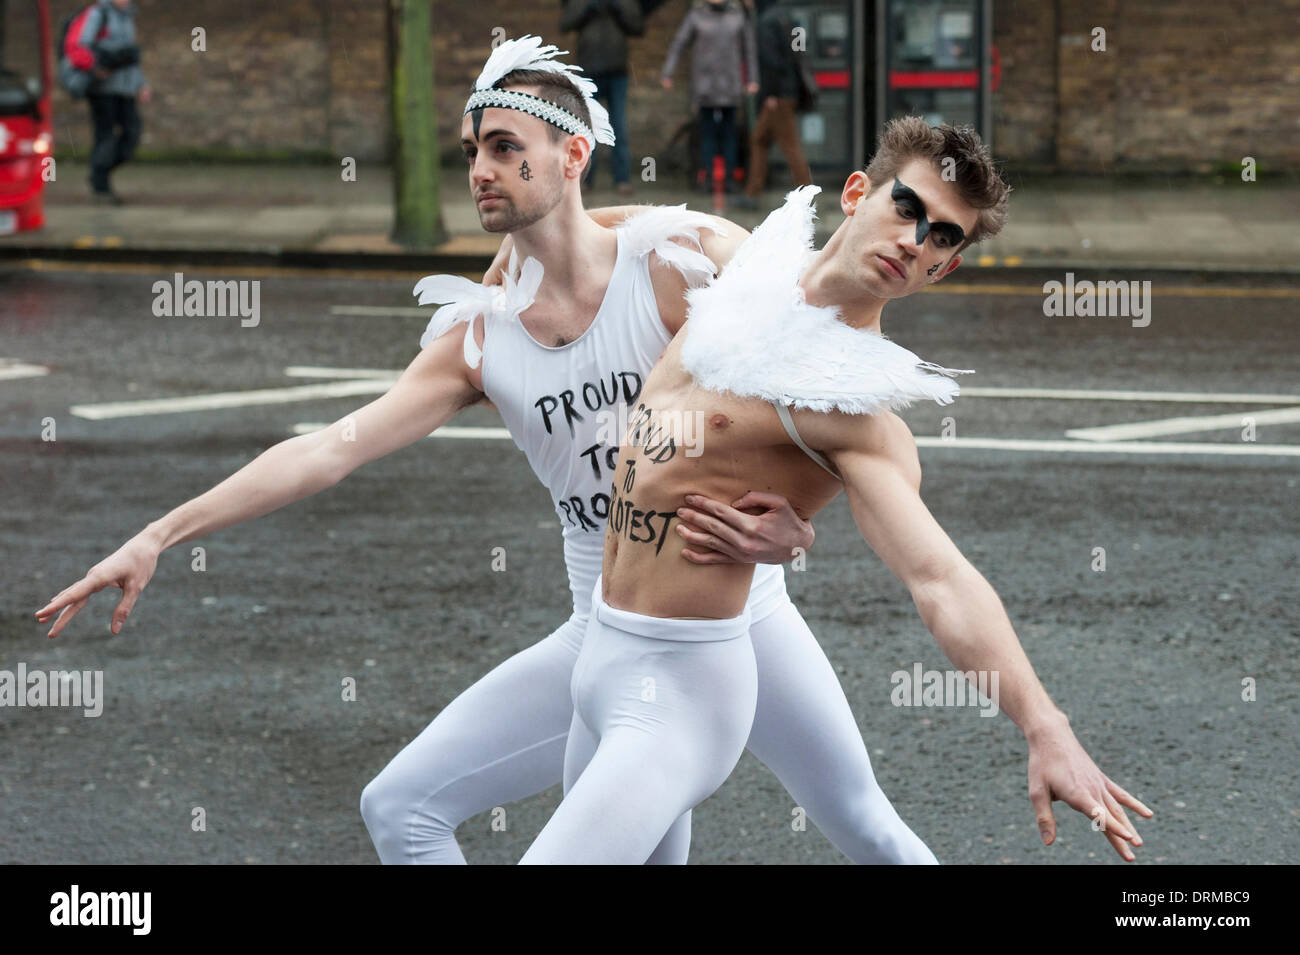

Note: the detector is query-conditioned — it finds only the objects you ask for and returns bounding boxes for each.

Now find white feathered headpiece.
[464,34,615,151]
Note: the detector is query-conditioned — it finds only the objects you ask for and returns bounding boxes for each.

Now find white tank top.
[477,212,788,620]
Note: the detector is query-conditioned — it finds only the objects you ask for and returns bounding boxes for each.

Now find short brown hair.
[864,116,1010,250]
[489,69,593,146]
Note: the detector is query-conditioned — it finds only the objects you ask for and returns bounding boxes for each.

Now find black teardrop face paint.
[471,107,484,140]
[891,177,966,250]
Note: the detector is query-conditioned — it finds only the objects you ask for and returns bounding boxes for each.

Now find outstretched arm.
[827,416,1153,860]
[36,325,483,639]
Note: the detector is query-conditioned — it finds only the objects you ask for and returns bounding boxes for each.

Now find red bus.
[0,0,53,235]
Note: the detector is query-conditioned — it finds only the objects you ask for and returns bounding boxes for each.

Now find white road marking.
[1066,407,1300,442]
[288,423,1299,456]
[71,380,392,420]
[60,358,1300,457]
[279,374,1300,407]
[914,436,1300,456]
[292,423,511,440]
[0,359,50,381]
[284,365,401,380]
[281,379,1300,403]
[928,283,1300,299]
[961,386,1300,404]
[329,305,428,318]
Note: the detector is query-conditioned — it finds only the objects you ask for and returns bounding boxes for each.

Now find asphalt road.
[2,263,1297,864]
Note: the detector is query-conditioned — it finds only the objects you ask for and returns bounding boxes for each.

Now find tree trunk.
[389,0,447,247]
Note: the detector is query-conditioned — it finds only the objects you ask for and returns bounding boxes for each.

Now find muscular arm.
[149,325,482,549]
[820,412,1151,858]
[36,326,482,638]
[833,438,1064,737]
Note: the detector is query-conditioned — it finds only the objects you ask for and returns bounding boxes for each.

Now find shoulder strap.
[773,402,840,480]
[463,313,483,369]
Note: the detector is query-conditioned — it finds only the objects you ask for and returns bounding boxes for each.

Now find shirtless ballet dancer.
[517,123,1154,863]
[36,36,938,864]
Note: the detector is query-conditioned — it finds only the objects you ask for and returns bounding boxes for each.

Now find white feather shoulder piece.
[614,204,728,287]
[680,185,974,415]
[413,247,543,367]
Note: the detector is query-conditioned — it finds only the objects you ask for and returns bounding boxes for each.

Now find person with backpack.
[61,0,150,204]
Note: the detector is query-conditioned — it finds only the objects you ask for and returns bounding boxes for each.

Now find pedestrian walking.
[74,0,151,204]
[734,0,812,210]
[660,0,758,195]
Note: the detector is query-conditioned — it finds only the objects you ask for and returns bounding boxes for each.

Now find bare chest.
[518,300,603,348]
[634,336,793,458]
[616,335,844,518]
[464,297,604,393]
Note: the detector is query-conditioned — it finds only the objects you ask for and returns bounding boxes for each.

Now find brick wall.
[49,0,388,160]
[38,0,1300,172]
[1005,0,1300,172]
[990,0,1057,166]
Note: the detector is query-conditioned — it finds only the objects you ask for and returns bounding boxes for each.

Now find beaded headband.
[464,88,599,150]
[464,34,616,152]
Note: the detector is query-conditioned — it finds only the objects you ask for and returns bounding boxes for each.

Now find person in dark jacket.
[560,0,644,195]
[77,0,150,204]
[734,0,811,210]
[661,0,758,194]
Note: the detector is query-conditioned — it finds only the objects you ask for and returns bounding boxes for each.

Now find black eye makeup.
[461,140,519,165]
[891,177,965,251]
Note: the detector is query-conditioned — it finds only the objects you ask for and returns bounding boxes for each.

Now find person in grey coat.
[560,0,644,195]
[78,0,150,203]
[660,0,758,193]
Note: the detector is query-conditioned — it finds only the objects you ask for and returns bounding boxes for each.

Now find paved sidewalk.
[3,159,1298,274]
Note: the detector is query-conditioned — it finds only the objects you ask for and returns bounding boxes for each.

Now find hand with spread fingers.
[674,490,814,565]
[35,533,161,639]
[1027,716,1154,861]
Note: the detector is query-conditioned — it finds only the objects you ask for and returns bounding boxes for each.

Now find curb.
[0,242,477,274]
[2,242,1298,285]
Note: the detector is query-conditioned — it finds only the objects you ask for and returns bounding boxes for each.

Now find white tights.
[520,586,757,863]
[360,596,936,864]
